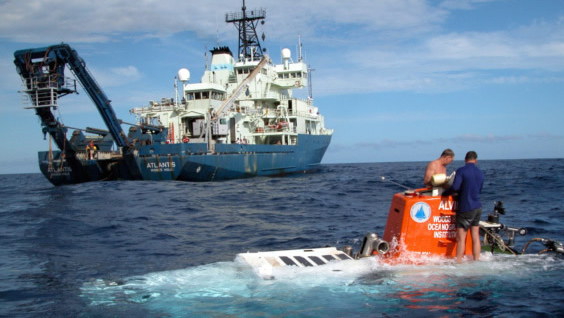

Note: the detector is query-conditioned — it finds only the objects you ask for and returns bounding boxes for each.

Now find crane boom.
[14,43,131,151]
[14,43,142,182]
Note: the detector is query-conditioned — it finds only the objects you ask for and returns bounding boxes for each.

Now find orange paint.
[382,188,473,260]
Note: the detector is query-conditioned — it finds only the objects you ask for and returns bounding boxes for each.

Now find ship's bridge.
[234,59,269,76]
[274,61,308,89]
[183,83,226,101]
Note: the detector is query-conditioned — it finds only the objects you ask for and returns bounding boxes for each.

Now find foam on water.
[80,251,564,317]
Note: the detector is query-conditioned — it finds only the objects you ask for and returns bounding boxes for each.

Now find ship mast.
[226,0,266,61]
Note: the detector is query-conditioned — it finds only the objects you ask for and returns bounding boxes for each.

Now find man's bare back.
[424,159,447,186]
[424,149,455,187]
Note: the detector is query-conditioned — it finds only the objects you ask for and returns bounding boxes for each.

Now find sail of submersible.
[13,0,333,185]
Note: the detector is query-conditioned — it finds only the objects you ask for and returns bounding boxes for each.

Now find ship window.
[336,253,351,260]
[284,73,289,79]
[212,92,223,100]
[278,74,283,79]
[186,93,194,100]
[308,256,325,266]
[294,256,313,267]
[322,255,336,262]
[297,72,302,78]
[195,92,201,100]
[202,91,209,99]
[279,256,296,266]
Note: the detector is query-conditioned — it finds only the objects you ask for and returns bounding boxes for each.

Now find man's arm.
[424,161,437,186]
[443,169,461,195]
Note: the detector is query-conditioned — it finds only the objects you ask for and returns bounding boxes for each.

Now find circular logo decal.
[410,202,431,223]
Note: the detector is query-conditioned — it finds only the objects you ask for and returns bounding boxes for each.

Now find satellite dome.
[281,48,291,59]
[177,68,190,82]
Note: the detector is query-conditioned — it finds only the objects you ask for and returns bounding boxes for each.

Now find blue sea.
[1,159,563,317]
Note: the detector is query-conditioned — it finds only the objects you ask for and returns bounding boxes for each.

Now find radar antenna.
[226,0,266,61]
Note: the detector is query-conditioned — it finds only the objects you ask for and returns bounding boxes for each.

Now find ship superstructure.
[130,5,330,153]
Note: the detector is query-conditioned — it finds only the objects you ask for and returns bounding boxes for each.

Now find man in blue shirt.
[444,151,484,262]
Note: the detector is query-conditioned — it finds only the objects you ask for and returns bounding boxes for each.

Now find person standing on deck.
[444,151,485,262]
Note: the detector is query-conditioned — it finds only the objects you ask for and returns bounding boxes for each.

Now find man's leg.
[456,227,467,263]
[470,225,480,261]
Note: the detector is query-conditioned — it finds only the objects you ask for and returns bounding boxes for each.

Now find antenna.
[298,35,303,62]
[226,0,266,61]
[205,45,209,70]
[308,65,315,100]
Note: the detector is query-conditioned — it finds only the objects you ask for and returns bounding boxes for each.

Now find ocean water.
[1,159,563,317]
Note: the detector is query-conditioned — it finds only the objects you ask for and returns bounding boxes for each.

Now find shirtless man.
[424,149,455,187]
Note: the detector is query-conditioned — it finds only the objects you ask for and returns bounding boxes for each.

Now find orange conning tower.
[382,188,473,259]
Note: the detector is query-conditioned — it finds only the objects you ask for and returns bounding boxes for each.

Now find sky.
[1,0,563,174]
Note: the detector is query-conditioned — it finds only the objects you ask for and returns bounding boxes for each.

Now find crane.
[14,43,142,182]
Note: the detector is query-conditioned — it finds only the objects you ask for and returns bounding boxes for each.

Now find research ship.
[13,1,332,185]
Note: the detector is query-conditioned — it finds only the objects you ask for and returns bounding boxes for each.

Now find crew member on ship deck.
[86,141,96,160]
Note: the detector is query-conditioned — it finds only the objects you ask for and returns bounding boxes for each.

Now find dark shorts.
[456,208,482,230]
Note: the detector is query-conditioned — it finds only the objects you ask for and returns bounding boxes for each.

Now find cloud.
[0,0,234,43]
[320,23,564,95]
[439,0,498,10]
[338,133,525,153]
[0,0,447,44]
[456,134,522,142]
[2,0,564,97]
[111,66,140,78]
[528,132,564,141]
[488,76,530,85]
[355,139,432,149]
[346,29,564,73]
[437,134,523,143]
[91,66,142,87]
